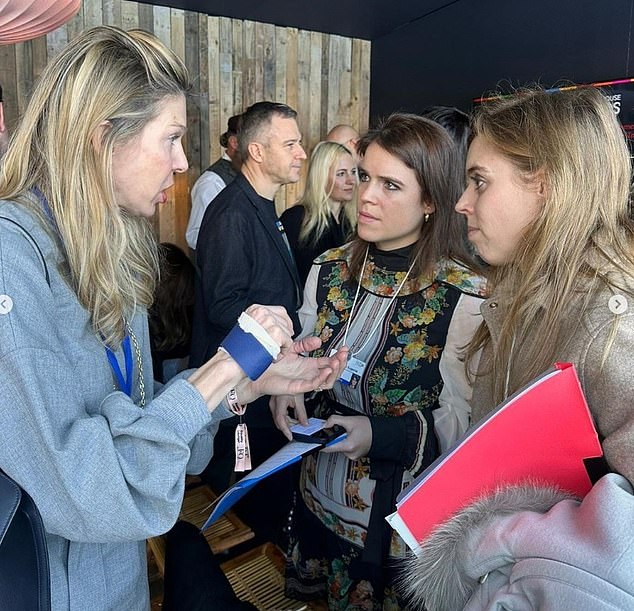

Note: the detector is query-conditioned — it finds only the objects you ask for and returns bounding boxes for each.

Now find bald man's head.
[325,124,360,156]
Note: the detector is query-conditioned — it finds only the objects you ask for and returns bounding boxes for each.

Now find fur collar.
[399,481,576,611]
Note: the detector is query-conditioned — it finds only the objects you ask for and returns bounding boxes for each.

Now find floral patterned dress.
[285,243,486,610]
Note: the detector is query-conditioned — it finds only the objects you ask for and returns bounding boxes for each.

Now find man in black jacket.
[190,101,306,542]
[191,101,304,363]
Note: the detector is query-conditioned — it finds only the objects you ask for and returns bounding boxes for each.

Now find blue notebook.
[202,418,346,530]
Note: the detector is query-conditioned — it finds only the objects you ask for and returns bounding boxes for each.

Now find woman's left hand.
[320,414,372,460]
[244,304,295,352]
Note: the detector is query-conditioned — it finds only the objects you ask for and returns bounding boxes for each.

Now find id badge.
[339,356,366,388]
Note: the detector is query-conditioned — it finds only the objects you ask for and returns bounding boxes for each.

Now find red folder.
[388,363,603,549]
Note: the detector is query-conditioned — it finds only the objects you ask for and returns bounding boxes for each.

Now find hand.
[321,415,372,460]
[188,306,309,411]
[280,341,349,390]
[244,304,294,352]
[270,394,308,440]
[235,342,348,405]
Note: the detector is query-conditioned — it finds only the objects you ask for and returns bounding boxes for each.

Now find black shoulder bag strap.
[0,471,51,610]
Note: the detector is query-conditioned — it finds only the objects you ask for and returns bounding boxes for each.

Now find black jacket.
[279,204,351,288]
[190,173,302,366]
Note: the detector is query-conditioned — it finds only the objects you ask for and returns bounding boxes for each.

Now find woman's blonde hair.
[0,26,191,347]
[467,86,634,402]
[297,141,357,245]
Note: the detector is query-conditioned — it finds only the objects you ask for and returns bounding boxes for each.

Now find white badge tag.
[234,422,251,472]
[339,356,366,388]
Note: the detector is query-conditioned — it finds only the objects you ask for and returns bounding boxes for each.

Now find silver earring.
[424,213,430,223]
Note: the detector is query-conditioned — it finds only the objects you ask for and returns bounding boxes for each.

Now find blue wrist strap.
[220,323,274,380]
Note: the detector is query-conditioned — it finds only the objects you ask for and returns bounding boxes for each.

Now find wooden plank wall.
[0,0,371,252]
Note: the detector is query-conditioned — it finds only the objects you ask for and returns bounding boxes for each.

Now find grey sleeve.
[0,217,227,542]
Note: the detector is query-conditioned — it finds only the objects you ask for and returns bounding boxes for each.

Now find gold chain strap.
[126,323,146,408]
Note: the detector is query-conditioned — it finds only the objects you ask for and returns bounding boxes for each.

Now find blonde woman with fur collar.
[404,86,634,610]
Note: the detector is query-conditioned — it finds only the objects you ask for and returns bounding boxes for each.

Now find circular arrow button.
[608,294,628,315]
[0,294,13,315]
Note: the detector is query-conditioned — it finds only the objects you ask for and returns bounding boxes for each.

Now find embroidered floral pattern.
[287,491,412,607]
[289,247,485,610]
[384,346,403,364]
[289,544,410,610]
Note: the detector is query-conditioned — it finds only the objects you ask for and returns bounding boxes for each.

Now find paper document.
[202,418,346,530]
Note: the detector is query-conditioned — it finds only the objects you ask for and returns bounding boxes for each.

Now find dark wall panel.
[370,0,634,118]
[138,0,447,40]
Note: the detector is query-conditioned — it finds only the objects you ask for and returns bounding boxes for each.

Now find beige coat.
[471,284,634,483]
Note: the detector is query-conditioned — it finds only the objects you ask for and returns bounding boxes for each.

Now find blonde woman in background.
[281,141,358,286]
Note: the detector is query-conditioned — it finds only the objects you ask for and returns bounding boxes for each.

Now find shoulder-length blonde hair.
[467,86,634,402]
[348,112,477,280]
[0,26,191,348]
[297,141,357,245]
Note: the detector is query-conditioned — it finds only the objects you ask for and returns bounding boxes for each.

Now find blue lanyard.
[32,186,58,231]
[105,335,133,397]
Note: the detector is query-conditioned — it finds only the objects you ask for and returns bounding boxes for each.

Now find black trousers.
[162,520,257,611]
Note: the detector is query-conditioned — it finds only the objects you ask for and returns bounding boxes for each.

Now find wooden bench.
[147,483,326,610]
[221,542,322,611]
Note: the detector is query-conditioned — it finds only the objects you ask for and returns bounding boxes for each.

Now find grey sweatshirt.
[0,200,231,610]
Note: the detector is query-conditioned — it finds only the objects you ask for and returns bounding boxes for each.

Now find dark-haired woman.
[149,243,195,382]
[272,114,485,609]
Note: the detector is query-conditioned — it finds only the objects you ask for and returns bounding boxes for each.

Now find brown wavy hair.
[149,243,195,353]
[348,112,479,280]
